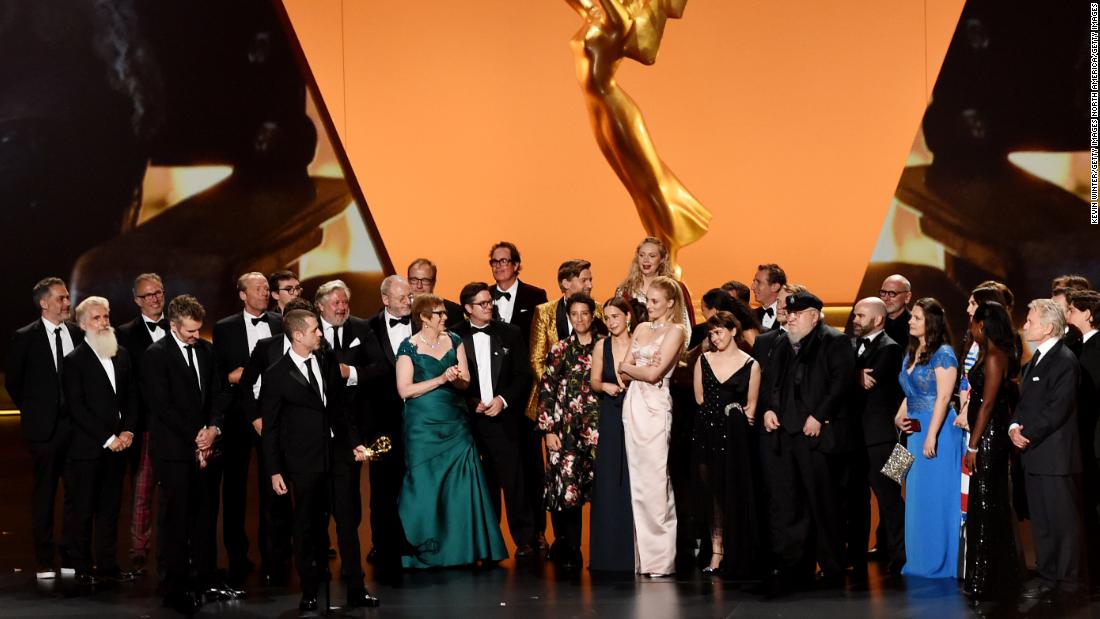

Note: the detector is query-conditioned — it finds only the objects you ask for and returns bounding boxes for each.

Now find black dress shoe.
[129,555,147,575]
[536,534,549,551]
[97,568,138,583]
[366,547,379,563]
[1020,584,1055,600]
[75,571,98,586]
[347,587,381,608]
[327,547,337,559]
[299,594,318,611]
[164,592,202,615]
[866,546,887,562]
[514,544,535,558]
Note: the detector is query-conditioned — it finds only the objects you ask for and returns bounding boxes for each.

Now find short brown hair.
[706,310,741,333]
[32,277,65,308]
[168,294,205,324]
[756,264,787,286]
[411,293,444,330]
[407,258,437,279]
[1069,290,1100,329]
[557,259,591,290]
[283,309,317,338]
[282,298,315,315]
[1052,274,1091,292]
[489,241,521,264]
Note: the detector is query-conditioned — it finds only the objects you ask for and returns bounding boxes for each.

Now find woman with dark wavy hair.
[894,297,965,578]
[961,302,1020,607]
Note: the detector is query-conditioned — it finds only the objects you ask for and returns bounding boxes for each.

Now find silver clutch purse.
[880,442,914,484]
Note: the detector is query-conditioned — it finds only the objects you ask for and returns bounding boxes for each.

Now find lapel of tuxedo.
[374,315,397,365]
[30,321,55,374]
[489,326,504,390]
[459,327,478,382]
[285,356,321,406]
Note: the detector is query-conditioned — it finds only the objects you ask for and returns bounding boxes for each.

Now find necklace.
[419,333,440,349]
[649,321,668,330]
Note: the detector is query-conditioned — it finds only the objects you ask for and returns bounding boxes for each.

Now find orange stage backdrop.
[282,0,964,306]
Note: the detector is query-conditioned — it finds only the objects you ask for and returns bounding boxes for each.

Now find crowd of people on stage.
[5,234,1099,615]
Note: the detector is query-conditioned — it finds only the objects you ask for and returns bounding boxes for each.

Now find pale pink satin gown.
[622,330,677,575]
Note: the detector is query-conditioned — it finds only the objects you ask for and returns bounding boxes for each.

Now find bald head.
[879,274,912,317]
[852,296,888,337]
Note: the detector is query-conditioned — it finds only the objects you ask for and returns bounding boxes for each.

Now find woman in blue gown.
[895,297,964,579]
[395,294,507,568]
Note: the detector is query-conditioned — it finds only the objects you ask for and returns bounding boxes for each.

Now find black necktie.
[331,325,342,350]
[389,316,410,327]
[304,358,322,401]
[146,321,161,332]
[185,344,201,392]
[763,307,775,318]
[1025,350,1042,378]
[251,314,269,326]
[492,290,511,301]
[53,327,64,376]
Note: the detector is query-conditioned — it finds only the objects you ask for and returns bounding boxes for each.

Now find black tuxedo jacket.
[63,343,140,459]
[752,328,785,416]
[261,352,355,476]
[443,299,465,329]
[1078,334,1100,461]
[755,305,778,332]
[6,319,84,441]
[884,308,912,352]
[362,311,406,443]
[1015,340,1081,475]
[850,332,905,447]
[771,323,856,453]
[239,333,290,423]
[213,311,284,421]
[116,315,165,433]
[453,320,532,417]
[498,280,548,344]
[141,336,226,462]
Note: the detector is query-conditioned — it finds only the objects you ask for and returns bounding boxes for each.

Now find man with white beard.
[62,297,140,585]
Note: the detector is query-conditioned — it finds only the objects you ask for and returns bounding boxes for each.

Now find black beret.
[785,291,823,312]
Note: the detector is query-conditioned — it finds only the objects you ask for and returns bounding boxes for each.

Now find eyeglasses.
[408,277,435,287]
[278,285,303,294]
[430,310,448,316]
[488,258,514,267]
[469,300,494,309]
[879,289,907,299]
[136,290,165,300]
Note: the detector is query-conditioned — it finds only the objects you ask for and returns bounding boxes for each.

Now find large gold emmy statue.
[566,0,711,273]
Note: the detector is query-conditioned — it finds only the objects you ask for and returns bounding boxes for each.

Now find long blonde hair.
[617,237,674,299]
[648,275,688,339]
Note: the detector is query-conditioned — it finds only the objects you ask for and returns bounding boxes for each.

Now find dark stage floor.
[0,417,1095,618]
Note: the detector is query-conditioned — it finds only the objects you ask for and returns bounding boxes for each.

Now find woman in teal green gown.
[395,294,507,568]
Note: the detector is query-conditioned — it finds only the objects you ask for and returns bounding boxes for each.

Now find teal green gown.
[397,333,508,568]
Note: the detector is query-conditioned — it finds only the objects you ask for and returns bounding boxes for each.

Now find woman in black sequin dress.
[962,301,1020,604]
[691,311,760,576]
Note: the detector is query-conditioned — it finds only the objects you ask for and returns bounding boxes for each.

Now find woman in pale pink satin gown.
[618,276,687,577]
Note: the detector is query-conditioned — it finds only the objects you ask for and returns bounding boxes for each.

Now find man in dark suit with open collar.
[62,296,139,584]
[6,277,82,579]
[114,272,168,572]
[847,297,906,576]
[1010,298,1084,607]
[1067,290,1100,585]
[141,295,234,613]
[212,272,284,583]
[262,309,378,612]
[489,241,547,344]
[879,274,913,350]
[453,282,536,557]
[361,275,413,568]
[407,258,464,329]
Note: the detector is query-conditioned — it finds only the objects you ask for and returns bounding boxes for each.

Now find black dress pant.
[866,442,905,567]
[368,443,406,558]
[288,471,329,597]
[473,414,534,546]
[331,456,364,582]
[219,421,253,570]
[518,416,547,538]
[1026,472,1085,592]
[257,434,292,569]
[760,431,843,577]
[155,458,220,596]
[550,507,583,552]
[28,427,76,567]
[67,451,126,573]
[839,448,870,568]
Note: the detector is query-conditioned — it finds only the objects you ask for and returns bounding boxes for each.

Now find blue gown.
[900,344,965,578]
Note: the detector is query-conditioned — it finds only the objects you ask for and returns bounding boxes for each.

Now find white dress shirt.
[1009,336,1061,434]
[384,312,412,356]
[760,301,779,330]
[170,331,203,392]
[320,317,359,384]
[289,349,326,407]
[494,280,519,323]
[1084,330,1098,345]
[471,326,495,406]
[42,317,75,371]
[857,328,883,357]
[90,342,121,448]
[144,313,167,343]
[253,335,292,399]
[243,310,272,354]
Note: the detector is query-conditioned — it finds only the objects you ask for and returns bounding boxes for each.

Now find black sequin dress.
[692,354,759,576]
[963,360,1020,598]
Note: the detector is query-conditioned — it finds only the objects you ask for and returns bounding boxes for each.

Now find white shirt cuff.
[103,435,117,449]
[347,366,358,386]
[498,396,507,409]
[1008,422,1021,433]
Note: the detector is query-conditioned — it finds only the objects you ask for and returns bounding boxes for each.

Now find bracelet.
[966,446,978,453]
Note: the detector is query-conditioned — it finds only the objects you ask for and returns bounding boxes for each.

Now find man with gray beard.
[62,297,140,585]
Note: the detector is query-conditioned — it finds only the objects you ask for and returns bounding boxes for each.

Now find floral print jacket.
[537,334,600,510]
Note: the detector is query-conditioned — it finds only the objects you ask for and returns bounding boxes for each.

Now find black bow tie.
[763,307,775,318]
[251,314,269,326]
[471,325,490,334]
[389,316,410,327]
[858,337,870,351]
[492,290,511,301]
[146,321,163,332]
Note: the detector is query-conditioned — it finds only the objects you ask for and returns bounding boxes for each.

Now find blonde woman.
[616,237,695,334]
[618,276,686,576]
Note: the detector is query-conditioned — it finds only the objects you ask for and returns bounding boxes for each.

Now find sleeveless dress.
[899,344,965,578]
[963,359,1019,597]
[692,354,759,577]
[589,337,635,572]
[397,333,507,568]
[622,328,678,575]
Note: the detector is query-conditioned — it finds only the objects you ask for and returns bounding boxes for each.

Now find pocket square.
[1032,376,1040,381]
[519,308,529,313]
[347,337,361,348]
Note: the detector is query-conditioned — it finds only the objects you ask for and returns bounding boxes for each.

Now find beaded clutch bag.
[881,442,914,484]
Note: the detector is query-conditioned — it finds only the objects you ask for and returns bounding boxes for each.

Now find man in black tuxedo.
[115,273,168,572]
[313,279,374,579]
[262,309,378,611]
[360,275,414,567]
[1010,299,1084,605]
[141,295,234,613]
[212,272,284,582]
[5,277,82,579]
[453,282,536,557]
[759,291,855,591]
[1054,285,1089,354]
[62,297,139,584]
[489,241,547,344]
[751,263,787,331]
[268,269,302,313]
[1068,290,1100,588]
[846,297,906,575]
[878,275,913,349]
[407,258,464,329]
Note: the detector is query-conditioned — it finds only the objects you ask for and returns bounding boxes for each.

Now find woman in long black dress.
[962,301,1020,607]
[590,297,644,572]
[691,311,761,576]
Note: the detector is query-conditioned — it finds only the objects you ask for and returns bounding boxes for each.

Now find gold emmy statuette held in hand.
[364,435,393,461]
[566,0,711,275]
